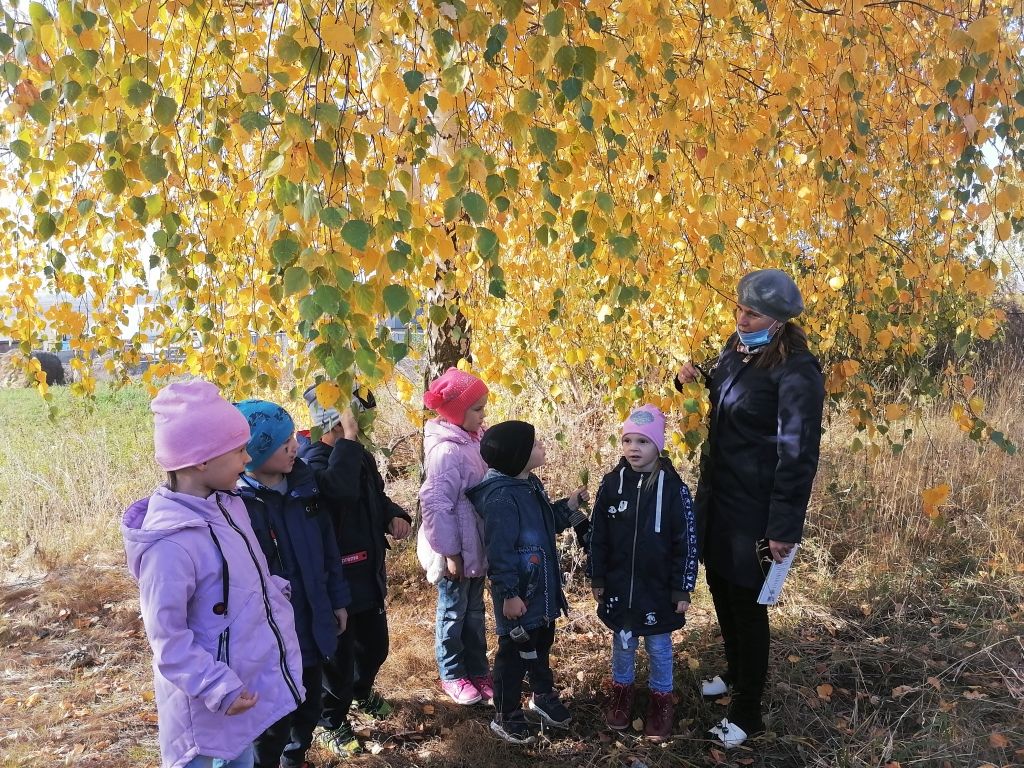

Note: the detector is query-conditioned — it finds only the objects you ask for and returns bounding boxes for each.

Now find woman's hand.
[444,554,464,581]
[592,587,604,601]
[503,596,527,620]
[675,600,691,614]
[334,607,348,634]
[676,363,701,387]
[225,690,259,715]
[568,485,590,511]
[768,539,795,563]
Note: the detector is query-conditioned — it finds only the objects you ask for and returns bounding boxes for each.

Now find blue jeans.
[435,576,489,680]
[184,745,254,768]
[611,632,674,693]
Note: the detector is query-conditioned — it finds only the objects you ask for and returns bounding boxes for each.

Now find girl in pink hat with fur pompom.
[417,367,493,705]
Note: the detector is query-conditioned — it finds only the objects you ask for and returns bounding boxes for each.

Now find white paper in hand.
[757,544,799,605]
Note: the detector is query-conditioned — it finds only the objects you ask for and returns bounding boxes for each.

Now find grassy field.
[0,373,1021,768]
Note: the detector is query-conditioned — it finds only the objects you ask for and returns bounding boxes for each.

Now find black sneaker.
[355,690,393,719]
[527,691,571,728]
[314,721,362,759]
[490,709,539,744]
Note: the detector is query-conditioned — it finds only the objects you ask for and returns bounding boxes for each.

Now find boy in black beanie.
[465,420,590,744]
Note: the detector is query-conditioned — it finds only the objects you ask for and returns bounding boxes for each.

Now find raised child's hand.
[225,689,259,715]
[340,408,360,441]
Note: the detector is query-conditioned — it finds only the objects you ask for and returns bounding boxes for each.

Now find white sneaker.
[701,675,729,697]
[709,717,748,748]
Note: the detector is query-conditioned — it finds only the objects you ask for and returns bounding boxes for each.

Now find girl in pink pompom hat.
[418,368,494,705]
[122,380,304,768]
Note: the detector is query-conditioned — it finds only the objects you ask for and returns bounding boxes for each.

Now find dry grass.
[1,366,1022,767]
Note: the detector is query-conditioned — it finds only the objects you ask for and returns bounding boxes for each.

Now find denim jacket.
[466,469,587,636]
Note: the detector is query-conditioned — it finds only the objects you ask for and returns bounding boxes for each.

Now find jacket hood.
[465,468,532,506]
[425,417,483,447]
[122,486,225,579]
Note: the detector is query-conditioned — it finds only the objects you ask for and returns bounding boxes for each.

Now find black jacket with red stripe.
[299,439,412,614]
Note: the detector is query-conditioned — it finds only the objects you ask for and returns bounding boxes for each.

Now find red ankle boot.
[605,682,634,730]
[644,691,675,742]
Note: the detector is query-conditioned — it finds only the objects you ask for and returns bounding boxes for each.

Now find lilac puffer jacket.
[417,418,489,581]
[122,487,305,768]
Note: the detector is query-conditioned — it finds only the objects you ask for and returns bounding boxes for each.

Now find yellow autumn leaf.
[883,403,908,421]
[921,484,951,519]
[315,382,342,408]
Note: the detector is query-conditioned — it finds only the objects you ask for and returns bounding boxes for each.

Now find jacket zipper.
[627,477,642,610]
[216,496,302,705]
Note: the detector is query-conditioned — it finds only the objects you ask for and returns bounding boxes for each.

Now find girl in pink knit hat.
[589,405,699,742]
[121,380,304,768]
[417,367,493,705]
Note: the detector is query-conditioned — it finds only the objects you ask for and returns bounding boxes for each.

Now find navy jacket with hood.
[590,458,698,637]
[466,469,588,636]
[695,338,825,589]
[238,460,351,666]
[299,438,412,614]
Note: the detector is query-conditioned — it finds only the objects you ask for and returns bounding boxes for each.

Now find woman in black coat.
[676,269,825,748]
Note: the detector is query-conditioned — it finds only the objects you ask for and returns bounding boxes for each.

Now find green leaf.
[403,70,425,93]
[102,169,127,195]
[10,140,30,162]
[153,95,177,126]
[515,89,540,114]
[488,279,507,299]
[320,206,346,229]
[431,29,457,67]
[462,192,488,224]
[119,77,154,107]
[708,233,726,253]
[28,101,51,126]
[141,154,167,183]
[313,102,340,127]
[561,77,582,100]
[271,234,300,266]
[543,8,565,35]
[341,219,371,250]
[383,284,410,315]
[443,194,462,223]
[571,210,589,237]
[596,191,614,214]
[240,111,270,132]
[698,194,717,214]
[526,36,549,63]
[36,212,56,240]
[553,44,576,74]
[476,227,499,259]
[531,127,558,156]
[485,174,506,198]
[66,142,91,165]
[441,64,470,94]
[284,265,310,295]
[575,46,598,81]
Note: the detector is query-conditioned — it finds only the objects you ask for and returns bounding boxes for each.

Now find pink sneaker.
[471,675,494,704]
[441,678,482,705]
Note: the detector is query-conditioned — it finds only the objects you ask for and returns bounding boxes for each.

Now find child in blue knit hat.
[234,399,352,768]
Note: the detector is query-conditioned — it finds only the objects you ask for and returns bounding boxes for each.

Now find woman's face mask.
[736,322,780,348]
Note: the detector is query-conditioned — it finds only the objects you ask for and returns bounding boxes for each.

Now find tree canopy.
[1,0,1021,453]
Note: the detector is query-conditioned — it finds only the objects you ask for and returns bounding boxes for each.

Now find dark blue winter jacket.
[590,458,698,636]
[466,469,588,636]
[238,461,350,666]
